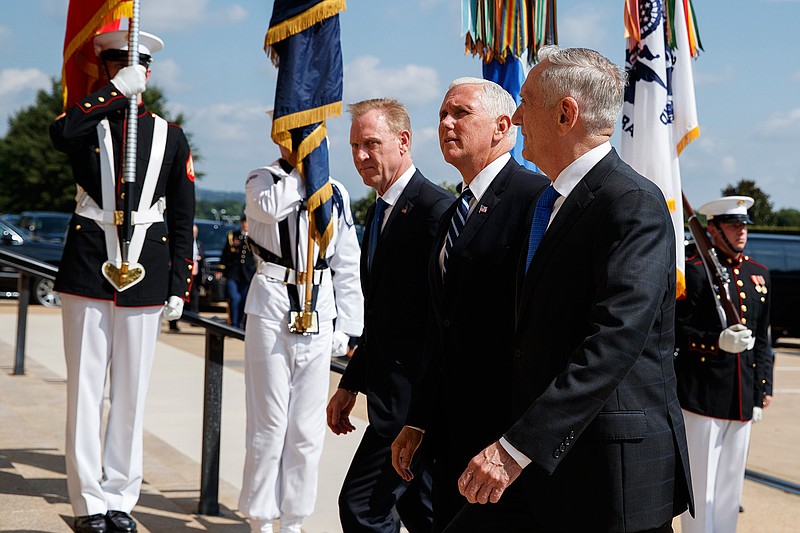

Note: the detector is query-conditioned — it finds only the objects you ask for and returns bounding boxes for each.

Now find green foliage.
[0,78,199,215]
[721,179,776,226]
[195,199,245,222]
[350,188,376,226]
[774,208,800,228]
[0,79,74,212]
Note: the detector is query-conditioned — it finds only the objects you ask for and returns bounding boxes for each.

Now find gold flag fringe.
[263,0,346,66]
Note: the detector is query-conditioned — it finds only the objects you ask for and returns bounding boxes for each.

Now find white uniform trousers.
[681,409,751,533]
[239,314,332,524]
[61,294,162,516]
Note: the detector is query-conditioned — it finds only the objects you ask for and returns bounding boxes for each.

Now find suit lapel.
[369,171,422,288]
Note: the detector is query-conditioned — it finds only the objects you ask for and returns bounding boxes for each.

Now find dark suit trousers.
[339,425,433,533]
[441,482,674,533]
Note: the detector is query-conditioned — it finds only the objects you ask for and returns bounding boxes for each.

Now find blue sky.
[1,0,799,209]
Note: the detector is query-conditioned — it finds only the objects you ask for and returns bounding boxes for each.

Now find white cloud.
[0,68,50,98]
[757,107,800,139]
[693,66,736,87]
[141,1,210,33]
[152,58,187,92]
[226,5,249,24]
[721,155,737,173]
[344,56,440,107]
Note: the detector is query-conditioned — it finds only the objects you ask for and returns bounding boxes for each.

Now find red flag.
[60,0,132,110]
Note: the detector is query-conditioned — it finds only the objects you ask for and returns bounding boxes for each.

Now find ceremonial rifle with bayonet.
[682,192,740,328]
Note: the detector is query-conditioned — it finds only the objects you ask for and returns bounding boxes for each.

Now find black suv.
[17,211,72,243]
[743,232,800,342]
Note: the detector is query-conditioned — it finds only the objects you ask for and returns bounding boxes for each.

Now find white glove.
[163,295,184,320]
[718,324,755,353]
[111,65,147,97]
[331,330,350,357]
[752,406,763,423]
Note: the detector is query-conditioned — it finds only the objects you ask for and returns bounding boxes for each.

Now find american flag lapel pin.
[479,205,488,214]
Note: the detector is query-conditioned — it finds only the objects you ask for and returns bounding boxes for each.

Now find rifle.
[682,192,741,328]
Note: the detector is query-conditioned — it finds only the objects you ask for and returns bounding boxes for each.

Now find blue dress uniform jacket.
[50,82,196,306]
[508,150,693,532]
[675,252,773,421]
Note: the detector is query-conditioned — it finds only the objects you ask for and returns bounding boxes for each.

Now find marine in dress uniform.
[239,150,363,533]
[49,30,195,533]
[675,196,774,533]
[217,216,256,328]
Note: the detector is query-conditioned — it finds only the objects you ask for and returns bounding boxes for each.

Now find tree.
[0,78,196,214]
[774,208,800,228]
[721,179,776,226]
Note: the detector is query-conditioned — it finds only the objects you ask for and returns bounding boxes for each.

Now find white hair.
[448,77,518,144]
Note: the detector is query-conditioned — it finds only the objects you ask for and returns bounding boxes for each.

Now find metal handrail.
[0,248,348,515]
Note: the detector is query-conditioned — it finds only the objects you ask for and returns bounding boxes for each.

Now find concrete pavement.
[0,301,798,532]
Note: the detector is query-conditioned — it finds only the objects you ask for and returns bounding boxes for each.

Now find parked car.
[743,232,800,341]
[685,230,800,342]
[0,218,64,306]
[194,219,239,307]
[17,211,72,243]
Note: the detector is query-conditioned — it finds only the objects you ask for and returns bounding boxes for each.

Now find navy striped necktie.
[368,198,388,271]
[443,187,473,275]
[525,185,561,272]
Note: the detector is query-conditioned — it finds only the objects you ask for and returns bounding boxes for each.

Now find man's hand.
[111,65,147,98]
[327,388,357,435]
[163,295,184,320]
[458,441,523,505]
[718,324,755,353]
[391,426,423,482]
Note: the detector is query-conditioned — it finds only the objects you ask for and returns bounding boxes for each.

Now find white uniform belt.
[258,261,329,286]
[75,191,166,225]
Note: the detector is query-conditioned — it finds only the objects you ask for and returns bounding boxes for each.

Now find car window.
[745,239,787,272]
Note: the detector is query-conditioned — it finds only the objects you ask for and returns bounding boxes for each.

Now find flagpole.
[302,222,316,330]
[120,0,141,281]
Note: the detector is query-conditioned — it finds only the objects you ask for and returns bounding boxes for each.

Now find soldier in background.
[217,215,255,329]
[675,195,774,533]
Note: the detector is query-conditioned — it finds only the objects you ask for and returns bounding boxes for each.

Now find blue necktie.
[443,187,474,275]
[525,185,561,272]
[368,198,388,270]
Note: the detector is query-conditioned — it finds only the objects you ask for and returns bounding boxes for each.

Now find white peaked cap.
[93,30,164,57]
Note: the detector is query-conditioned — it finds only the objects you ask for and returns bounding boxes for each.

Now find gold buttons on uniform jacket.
[734,268,740,275]
[737,280,744,287]
[83,102,91,108]
[186,277,191,283]
[95,147,100,153]
[75,225,81,231]
[98,97,105,102]
[162,236,168,242]
[184,291,190,297]
[187,264,192,270]
[740,292,746,299]
[741,305,747,312]
[700,357,706,362]
[742,318,747,324]
[111,91,118,96]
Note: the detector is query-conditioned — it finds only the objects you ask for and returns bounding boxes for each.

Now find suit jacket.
[675,251,773,421]
[507,149,693,532]
[340,170,452,438]
[50,82,195,306]
[407,158,548,470]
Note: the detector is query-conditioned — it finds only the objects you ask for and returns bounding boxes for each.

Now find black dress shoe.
[74,514,108,533]
[106,511,137,532]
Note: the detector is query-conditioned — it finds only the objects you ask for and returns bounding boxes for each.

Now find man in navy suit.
[391,78,548,531]
[327,98,452,532]
[439,46,694,533]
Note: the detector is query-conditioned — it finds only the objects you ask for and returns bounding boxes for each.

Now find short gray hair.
[448,77,517,144]
[536,45,627,134]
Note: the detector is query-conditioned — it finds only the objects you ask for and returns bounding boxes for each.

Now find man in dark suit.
[391,78,548,531]
[436,46,693,533]
[327,98,452,532]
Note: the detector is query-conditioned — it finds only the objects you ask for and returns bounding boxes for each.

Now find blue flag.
[482,55,536,171]
[266,0,345,254]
